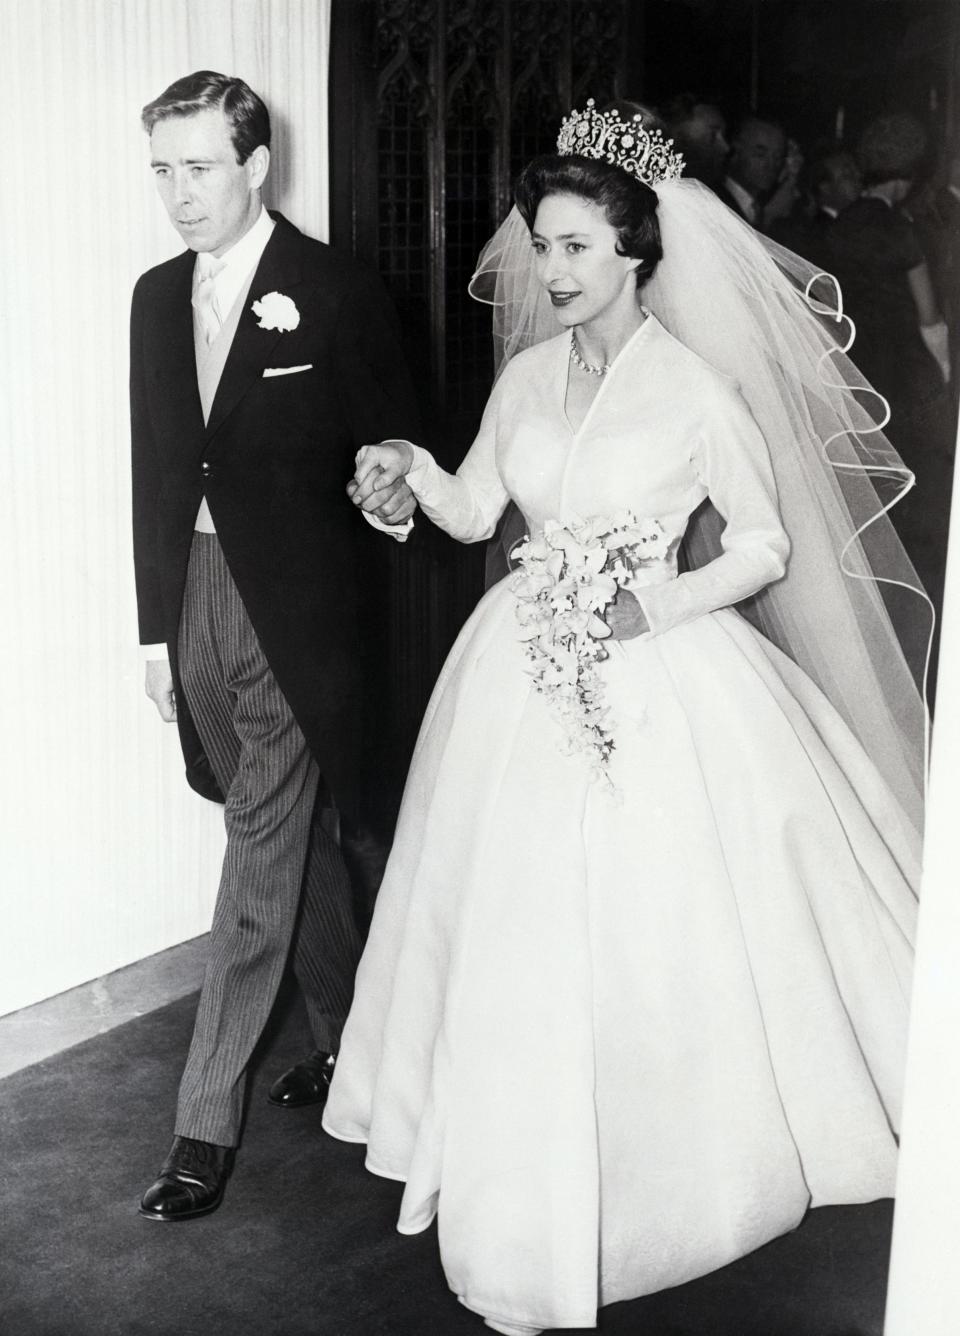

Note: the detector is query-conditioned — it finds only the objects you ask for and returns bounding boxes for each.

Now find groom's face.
[150,107,268,257]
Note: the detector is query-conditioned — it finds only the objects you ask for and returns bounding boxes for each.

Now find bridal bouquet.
[510,513,669,780]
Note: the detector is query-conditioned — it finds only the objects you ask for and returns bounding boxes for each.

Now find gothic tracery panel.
[339,0,629,799]
[371,0,628,438]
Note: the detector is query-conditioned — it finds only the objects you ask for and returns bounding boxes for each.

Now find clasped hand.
[345,442,648,637]
[347,440,416,524]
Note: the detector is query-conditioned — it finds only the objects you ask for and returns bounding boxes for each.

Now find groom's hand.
[373,476,416,523]
[352,441,414,498]
[145,659,177,722]
[348,442,417,525]
[347,472,416,523]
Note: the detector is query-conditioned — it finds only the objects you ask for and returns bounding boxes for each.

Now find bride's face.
[531,193,640,328]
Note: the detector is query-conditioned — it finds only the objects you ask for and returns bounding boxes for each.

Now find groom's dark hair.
[141,71,271,164]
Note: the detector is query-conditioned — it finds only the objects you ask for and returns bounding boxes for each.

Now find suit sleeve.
[335,266,422,446]
[634,377,790,635]
[130,277,166,646]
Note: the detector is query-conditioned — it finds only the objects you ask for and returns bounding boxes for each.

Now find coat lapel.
[204,214,305,442]
[152,251,206,448]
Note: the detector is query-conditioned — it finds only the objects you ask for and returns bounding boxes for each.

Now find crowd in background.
[638,95,958,621]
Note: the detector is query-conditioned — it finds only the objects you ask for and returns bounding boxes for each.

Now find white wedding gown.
[323,316,919,1334]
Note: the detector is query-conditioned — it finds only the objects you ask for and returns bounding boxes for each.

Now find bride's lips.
[549,290,580,307]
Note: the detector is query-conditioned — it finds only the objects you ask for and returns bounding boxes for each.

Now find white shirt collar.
[193,206,276,318]
[723,176,757,224]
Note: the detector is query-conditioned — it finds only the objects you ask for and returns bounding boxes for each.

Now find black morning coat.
[130,213,420,812]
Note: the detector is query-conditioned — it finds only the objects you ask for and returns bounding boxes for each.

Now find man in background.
[770,146,861,268]
[717,116,801,233]
[661,94,729,189]
[914,145,960,399]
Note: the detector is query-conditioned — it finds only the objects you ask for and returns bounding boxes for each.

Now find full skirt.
[324,580,918,1333]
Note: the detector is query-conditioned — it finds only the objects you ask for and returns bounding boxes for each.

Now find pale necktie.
[192,253,226,346]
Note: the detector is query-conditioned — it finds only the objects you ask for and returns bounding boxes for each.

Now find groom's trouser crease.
[174,533,360,1146]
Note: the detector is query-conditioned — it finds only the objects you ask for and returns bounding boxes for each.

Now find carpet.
[0,982,892,1336]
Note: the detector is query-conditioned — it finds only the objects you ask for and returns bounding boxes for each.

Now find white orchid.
[510,511,668,783]
[605,517,670,562]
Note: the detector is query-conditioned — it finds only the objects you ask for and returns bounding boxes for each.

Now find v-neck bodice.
[560,314,653,437]
[405,312,790,639]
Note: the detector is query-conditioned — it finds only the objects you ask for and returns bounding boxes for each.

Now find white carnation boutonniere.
[251,290,300,332]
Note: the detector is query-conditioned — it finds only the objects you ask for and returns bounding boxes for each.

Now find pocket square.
[262,364,313,378]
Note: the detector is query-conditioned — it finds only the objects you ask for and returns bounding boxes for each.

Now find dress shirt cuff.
[362,511,414,542]
[139,643,168,662]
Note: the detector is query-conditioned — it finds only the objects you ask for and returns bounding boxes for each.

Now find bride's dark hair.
[515,154,663,287]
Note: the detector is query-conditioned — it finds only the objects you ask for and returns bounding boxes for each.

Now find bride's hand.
[351,440,415,504]
[604,589,650,640]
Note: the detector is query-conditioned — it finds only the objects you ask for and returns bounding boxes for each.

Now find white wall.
[885,424,960,1331]
[0,0,331,1016]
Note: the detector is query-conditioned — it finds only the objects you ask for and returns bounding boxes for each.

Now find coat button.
[201,461,211,476]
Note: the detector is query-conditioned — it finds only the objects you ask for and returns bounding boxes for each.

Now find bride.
[323,101,927,1335]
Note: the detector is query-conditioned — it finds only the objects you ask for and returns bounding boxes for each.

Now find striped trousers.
[174,534,361,1146]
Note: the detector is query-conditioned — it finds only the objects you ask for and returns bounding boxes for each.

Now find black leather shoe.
[138,1136,235,1221]
[267,1050,337,1108]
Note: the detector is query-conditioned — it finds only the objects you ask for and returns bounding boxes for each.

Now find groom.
[131,71,418,1220]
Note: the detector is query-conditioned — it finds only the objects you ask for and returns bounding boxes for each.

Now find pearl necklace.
[569,331,609,377]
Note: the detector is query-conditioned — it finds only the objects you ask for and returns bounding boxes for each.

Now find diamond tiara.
[557,99,685,187]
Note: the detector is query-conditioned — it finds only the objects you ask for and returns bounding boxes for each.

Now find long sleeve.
[404,373,510,543]
[635,378,790,636]
[130,277,166,646]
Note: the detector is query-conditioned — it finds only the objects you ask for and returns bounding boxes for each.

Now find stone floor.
[0,980,893,1336]
[0,936,207,1080]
